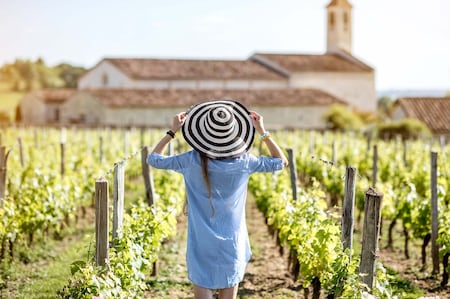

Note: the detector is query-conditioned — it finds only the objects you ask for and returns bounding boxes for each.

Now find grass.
[0,212,95,299]
[385,266,424,299]
[350,214,427,298]
[145,235,193,298]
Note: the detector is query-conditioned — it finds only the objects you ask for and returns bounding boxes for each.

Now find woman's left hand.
[172,112,187,132]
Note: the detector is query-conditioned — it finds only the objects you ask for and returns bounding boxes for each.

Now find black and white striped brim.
[182,100,255,160]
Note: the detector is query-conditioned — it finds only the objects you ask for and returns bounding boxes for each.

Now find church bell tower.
[326,0,353,53]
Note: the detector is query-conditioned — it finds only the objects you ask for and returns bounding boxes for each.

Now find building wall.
[252,106,331,130]
[78,61,130,89]
[391,106,407,121]
[45,103,63,123]
[60,93,105,124]
[132,80,171,89]
[97,105,330,129]
[103,107,180,127]
[289,71,376,112]
[19,95,47,125]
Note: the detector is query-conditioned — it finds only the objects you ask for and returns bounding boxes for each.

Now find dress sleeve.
[146,152,187,173]
[247,154,284,173]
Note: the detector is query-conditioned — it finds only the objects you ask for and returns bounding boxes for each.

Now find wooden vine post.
[430,151,439,275]
[366,132,372,158]
[286,148,303,293]
[123,130,129,156]
[402,139,408,167]
[60,128,66,176]
[372,145,378,188]
[332,140,337,165]
[141,146,155,206]
[140,128,145,149]
[359,188,383,292]
[95,177,109,266]
[341,166,357,254]
[141,145,157,275]
[112,162,125,240]
[0,146,11,208]
[17,137,24,167]
[99,135,104,164]
[287,148,298,201]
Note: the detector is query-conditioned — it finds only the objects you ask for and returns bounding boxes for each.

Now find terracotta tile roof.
[85,88,347,108]
[103,58,285,80]
[251,52,373,73]
[396,97,450,134]
[30,89,77,103]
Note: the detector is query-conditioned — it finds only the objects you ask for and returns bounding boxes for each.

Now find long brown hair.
[200,153,215,215]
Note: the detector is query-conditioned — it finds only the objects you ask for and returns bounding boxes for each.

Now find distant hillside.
[377,89,448,100]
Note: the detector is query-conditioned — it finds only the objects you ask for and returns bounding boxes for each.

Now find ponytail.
[200,153,215,216]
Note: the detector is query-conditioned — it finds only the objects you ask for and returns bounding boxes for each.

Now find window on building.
[102,73,109,87]
[329,12,335,29]
[344,12,348,31]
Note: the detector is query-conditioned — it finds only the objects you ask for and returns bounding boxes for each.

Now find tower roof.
[327,0,352,8]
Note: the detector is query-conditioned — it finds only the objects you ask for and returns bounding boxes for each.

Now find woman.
[147,100,288,299]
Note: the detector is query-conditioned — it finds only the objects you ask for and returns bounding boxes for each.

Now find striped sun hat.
[182,100,255,160]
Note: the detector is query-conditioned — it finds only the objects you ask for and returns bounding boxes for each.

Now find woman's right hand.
[249,111,265,134]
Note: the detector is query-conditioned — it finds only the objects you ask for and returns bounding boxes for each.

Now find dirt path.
[379,249,448,298]
[239,194,304,298]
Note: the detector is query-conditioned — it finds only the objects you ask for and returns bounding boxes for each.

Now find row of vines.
[1,127,448,298]
[0,127,187,298]
[248,131,449,298]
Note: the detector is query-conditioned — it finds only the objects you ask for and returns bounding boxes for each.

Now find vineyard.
[0,127,449,298]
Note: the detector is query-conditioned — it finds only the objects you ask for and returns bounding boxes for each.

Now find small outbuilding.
[19,89,77,125]
[392,97,450,137]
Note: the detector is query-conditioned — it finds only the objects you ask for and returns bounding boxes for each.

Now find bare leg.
[194,284,213,299]
[218,285,238,299]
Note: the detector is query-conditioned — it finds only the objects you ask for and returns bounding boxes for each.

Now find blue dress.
[147,150,283,289]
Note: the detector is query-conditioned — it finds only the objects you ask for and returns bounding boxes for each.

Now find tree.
[377,96,394,118]
[377,118,431,140]
[0,58,82,91]
[56,63,86,88]
[322,104,364,131]
[15,105,22,122]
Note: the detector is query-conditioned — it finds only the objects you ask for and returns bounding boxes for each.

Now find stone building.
[19,89,77,125]
[20,0,376,129]
[60,88,346,129]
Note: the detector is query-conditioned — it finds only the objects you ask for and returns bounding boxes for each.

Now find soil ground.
[145,194,449,298]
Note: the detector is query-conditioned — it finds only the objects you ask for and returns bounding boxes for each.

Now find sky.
[0,0,449,91]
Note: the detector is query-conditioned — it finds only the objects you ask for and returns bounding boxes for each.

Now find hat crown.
[206,105,235,135]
